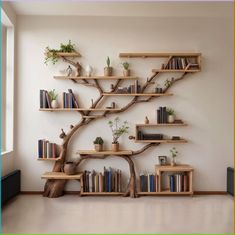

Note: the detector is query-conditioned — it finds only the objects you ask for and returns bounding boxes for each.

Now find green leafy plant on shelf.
[166,108,175,115]
[170,147,178,166]
[48,89,58,101]
[93,137,104,145]
[44,40,76,65]
[121,62,130,70]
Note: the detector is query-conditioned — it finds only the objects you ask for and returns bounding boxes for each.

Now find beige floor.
[2,194,234,234]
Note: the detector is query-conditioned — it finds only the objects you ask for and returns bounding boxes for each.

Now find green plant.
[166,108,175,115]
[93,137,104,145]
[121,62,130,70]
[170,147,178,159]
[48,89,58,101]
[164,79,172,88]
[44,40,76,65]
[106,56,111,68]
[108,117,129,143]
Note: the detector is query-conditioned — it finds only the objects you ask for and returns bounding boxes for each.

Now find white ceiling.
[8,1,233,18]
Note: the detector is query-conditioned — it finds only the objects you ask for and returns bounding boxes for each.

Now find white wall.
[16,9,234,191]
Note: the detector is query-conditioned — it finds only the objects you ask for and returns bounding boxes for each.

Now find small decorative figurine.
[145,116,149,124]
[85,65,93,77]
[75,62,82,77]
[66,65,73,76]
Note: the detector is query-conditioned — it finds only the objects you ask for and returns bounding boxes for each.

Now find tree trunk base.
[43,179,67,198]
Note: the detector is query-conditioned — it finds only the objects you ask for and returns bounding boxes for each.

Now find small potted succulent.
[108,117,129,152]
[93,137,104,152]
[166,108,175,123]
[104,56,113,76]
[170,147,178,166]
[48,89,58,109]
[121,61,130,77]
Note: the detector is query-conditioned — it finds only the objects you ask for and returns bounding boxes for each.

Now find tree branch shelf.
[136,123,187,127]
[119,52,201,58]
[54,76,137,80]
[152,69,200,73]
[37,158,61,161]
[78,150,133,156]
[135,139,187,143]
[41,172,83,180]
[102,93,173,97]
[56,52,81,57]
[39,108,122,112]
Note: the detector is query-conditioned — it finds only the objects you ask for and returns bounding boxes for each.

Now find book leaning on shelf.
[40,90,51,108]
[83,167,122,193]
[139,173,158,192]
[63,89,79,108]
[38,139,58,158]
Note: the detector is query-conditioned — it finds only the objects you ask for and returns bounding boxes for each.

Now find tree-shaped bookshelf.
[40,51,201,198]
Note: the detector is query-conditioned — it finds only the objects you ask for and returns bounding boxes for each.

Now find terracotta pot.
[94,144,103,152]
[123,69,130,77]
[167,115,175,123]
[51,100,59,109]
[104,67,113,76]
[112,143,119,152]
[63,162,77,175]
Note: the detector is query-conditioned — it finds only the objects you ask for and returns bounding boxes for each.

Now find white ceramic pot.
[85,65,93,77]
[167,115,175,123]
[51,100,59,109]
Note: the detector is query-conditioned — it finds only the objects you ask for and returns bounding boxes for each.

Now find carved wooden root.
[43,179,67,198]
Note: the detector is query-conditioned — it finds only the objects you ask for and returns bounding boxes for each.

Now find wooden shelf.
[135,139,187,143]
[102,93,173,97]
[119,52,201,58]
[37,158,61,161]
[152,69,200,73]
[136,123,187,127]
[155,164,193,172]
[41,172,83,180]
[39,108,122,112]
[56,52,81,57]
[138,190,193,195]
[81,192,124,196]
[78,150,133,155]
[54,76,137,80]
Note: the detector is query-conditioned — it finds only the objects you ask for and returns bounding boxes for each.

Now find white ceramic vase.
[167,115,175,123]
[51,100,59,109]
[85,65,93,77]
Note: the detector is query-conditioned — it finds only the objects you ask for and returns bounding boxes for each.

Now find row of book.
[40,90,51,108]
[139,173,159,192]
[83,167,122,193]
[115,81,141,94]
[63,89,79,108]
[137,131,163,140]
[157,106,168,124]
[38,139,58,158]
[164,57,197,70]
[169,173,189,192]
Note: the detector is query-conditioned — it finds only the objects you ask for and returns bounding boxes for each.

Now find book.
[68,89,79,108]
[45,91,52,108]
[38,140,43,158]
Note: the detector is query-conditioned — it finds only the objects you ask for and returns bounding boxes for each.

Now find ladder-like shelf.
[54,76,137,80]
[135,139,187,143]
[39,108,122,112]
[102,93,173,97]
[78,150,133,156]
[41,172,83,180]
[119,52,201,58]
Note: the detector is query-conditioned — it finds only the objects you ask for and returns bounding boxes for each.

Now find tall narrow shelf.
[54,76,137,80]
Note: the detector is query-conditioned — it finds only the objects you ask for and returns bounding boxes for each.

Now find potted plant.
[108,117,129,152]
[104,56,113,76]
[121,62,130,77]
[93,137,104,152]
[166,108,175,123]
[48,89,59,108]
[170,147,178,166]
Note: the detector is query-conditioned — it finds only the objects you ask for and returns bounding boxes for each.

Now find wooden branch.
[132,143,160,156]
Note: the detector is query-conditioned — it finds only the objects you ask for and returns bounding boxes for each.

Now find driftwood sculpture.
[43,55,191,198]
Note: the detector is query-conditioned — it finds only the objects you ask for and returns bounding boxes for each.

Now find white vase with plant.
[104,56,113,76]
[121,61,130,77]
[48,89,58,109]
[170,147,178,166]
[167,108,175,123]
[108,117,129,152]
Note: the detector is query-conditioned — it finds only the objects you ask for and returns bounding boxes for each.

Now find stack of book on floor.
[157,106,167,123]
[164,57,198,70]
[139,173,158,192]
[83,167,122,193]
[63,89,79,108]
[137,131,163,140]
[40,90,51,108]
[38,139,58,158]
[169,173,189,192]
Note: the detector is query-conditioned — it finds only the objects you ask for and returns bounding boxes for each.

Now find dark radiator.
[227,167,234,196]
[2,170,21,205]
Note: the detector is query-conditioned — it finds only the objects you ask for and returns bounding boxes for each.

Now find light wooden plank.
[54,76,137,80]
[138,191,192,195]
[152,69,200,73]
[41,172,82,180]
[56,52,81,57]
[77,150,133,155]
[119,52,201,58]
[155,164,194,172]
[102,93,173,97]
[136,123,187,127]
[81,192,124,196]
[135,139,187,143]
[39,108,122,111]
[37,158,61,161]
